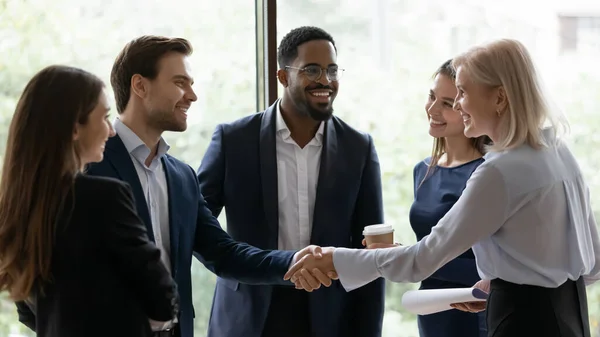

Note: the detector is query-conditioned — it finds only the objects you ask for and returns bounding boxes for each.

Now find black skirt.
[486,277,591,337]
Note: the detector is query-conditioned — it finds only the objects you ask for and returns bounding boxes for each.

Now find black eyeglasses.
[285,65,345,82]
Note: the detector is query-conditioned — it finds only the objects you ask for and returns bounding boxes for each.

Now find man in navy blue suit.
[197,26,386,337]
[87,35,330,337]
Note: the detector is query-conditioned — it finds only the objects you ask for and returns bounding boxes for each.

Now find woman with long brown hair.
[406,59,490,337]
[0,65,178,337]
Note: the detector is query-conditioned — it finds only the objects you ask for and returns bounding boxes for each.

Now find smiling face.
[279,39,339,121]
[74,90,116,165]
[426,74,464,139]
[138,52,197,133]
[454,66,502,139]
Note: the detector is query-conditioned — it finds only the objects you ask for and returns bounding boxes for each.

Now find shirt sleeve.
[333,163,510,291]
[583,186,600,286]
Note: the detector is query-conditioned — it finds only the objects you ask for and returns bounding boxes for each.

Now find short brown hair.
[110,35,193,114]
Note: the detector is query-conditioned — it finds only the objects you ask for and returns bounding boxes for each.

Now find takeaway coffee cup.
[363,224,394,246]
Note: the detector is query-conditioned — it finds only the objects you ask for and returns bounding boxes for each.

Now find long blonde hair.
[452,39,569,151]
[421,59,491,186]
[0,65,104,301]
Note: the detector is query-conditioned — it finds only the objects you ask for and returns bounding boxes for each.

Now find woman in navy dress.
[408,59,490,337]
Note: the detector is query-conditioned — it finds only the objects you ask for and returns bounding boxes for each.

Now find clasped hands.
[287,242,488,314]
[284,245,337,292]
[284,240,400,292]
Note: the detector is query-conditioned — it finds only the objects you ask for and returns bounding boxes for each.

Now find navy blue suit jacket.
[87,134,296,337]
[197,102,386,337]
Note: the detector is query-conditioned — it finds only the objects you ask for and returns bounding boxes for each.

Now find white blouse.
[333,128,600,291]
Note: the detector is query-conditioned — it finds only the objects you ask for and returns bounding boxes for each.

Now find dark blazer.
[197,101,386,337]
[85,133,296,337]
[15,175,178,337]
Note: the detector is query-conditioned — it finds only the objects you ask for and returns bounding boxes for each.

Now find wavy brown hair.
[421,59,492,186]
[0,65,104,301]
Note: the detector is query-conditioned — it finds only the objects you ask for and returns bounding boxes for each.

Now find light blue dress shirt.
[333,128,600,291]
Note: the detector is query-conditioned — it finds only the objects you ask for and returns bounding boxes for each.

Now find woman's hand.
[450,279,490,313]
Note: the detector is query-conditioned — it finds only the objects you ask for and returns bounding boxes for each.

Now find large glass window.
[0,1,256,336]
[1,0,600,336]
[278,1,600,336]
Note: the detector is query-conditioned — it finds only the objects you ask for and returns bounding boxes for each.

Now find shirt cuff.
[333,247,381,292]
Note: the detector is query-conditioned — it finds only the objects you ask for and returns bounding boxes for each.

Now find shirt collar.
[275,101,324,144]
[483,127,560,161]
[114,118,170,166]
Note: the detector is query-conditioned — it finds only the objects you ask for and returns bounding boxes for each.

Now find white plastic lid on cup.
[362,224,394,236]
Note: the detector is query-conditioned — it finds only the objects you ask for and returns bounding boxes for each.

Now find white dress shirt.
[275,103,324,250]
[333,128,600,291]
[114,119,174,331]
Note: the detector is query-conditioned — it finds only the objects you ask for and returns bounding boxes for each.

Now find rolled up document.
[401,288,488,315]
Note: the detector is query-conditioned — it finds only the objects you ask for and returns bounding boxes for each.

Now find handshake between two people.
[285,242,489,315]
[284,238,400,292]
[285,227,489,315]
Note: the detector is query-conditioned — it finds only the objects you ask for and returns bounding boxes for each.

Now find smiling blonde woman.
[286,39,600,337]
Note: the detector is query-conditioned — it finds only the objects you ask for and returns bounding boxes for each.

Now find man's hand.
[292,245,325,263]
[450,279,490,313]
[284,246,337,292]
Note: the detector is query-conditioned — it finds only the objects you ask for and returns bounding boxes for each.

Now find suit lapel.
[161,156,180,276]
[318,120,338,190]
[259,103,279,248]
[105,136,155,242]
[311,120,338,243]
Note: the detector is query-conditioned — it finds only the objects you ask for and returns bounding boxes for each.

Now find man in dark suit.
[87,35,329,337]
[197,26,386,337]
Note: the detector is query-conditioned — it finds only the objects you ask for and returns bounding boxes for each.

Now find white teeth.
[430,120,445,125]
[310,92,330,97]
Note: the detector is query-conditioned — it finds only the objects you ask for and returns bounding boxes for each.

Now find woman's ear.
[73,124,80,141]
[496,86,508,115]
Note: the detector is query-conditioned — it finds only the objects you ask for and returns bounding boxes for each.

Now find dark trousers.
[151,324,179,337]
[486,277,591,337]
[262,286,312,337]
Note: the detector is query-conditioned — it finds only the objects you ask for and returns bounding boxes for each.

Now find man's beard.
[306,103,334,121]
[292,92,334,122]
[149,109,187,133]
